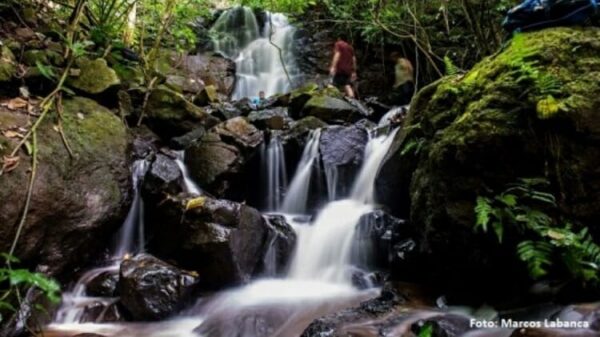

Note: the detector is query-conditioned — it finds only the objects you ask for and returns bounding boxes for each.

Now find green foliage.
[0,254,61,323]
[474,178,600,283]
[418,323,433,337]
[401,137,425,156]
[87,0,137,46]
[444,55,460,76]
[239,0,316,13]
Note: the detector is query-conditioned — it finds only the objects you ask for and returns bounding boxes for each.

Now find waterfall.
[211,7,300,100]
[54,160,149,324]
[286,129,399,284]
[264,133,287,211]
[174,151,202,195]
[210,6,260,59]
[350,128,400,204]
[325,165,339,201]
[114,159,149,258]
[280,129,321,214]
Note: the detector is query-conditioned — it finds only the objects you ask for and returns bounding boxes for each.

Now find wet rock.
[288,83,319,118]
[411,314,472,337]
[248,107,290,130]
[182,53,236,96]
[356,210,405,269]
[210,102,243,120]
[142,153,182,198]
[0,46,17,82]
[67,58,121,94]
[510,329,600,337]
[0,97,130,276]
[169,127,206,150]
[184,118,262,198]
[302,95,362,124]
[119,253,198,320]
[375,28,600,299]
[79,301,123,323]
[149,195,274,289]
[212,117,263,151]
[233,97,256,115]
[194,84,219,106]
[260,214,297,275]
[319,123,369,197]
[143,85,220,139]
[281,116,328,146]
[87,271,120,297]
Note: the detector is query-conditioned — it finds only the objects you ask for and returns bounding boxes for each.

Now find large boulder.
[143,85,220,139]
[119,253,198,320]
[302,95,362,124]
[0,97,130,275]
[68,58,121,94]
[148,195,292,289]
[185,117,263,199]
[375,28,600,298]
[319,123,369,198]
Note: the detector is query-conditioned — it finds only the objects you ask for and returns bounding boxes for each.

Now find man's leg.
[344,85,355,98]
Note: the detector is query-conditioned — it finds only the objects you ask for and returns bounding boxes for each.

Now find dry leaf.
[6,97,28,110]
[1,155,20,173]
[186,197,206,210]
[2,130,24,139]
[77,113,85,120]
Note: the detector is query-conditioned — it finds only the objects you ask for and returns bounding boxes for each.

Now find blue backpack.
[503,0,598,32]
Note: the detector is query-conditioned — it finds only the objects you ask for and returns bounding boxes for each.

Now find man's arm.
[330,51,340,76]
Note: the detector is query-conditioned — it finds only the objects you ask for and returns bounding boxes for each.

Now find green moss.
[0,46,17,82]
[22,49,64,67]
[67,58,120,94]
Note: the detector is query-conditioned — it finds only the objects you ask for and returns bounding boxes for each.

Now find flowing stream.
[211,6,300,100]
[46,126,400,337]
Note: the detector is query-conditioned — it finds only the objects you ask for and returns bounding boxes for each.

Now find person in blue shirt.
[250,91,266,108]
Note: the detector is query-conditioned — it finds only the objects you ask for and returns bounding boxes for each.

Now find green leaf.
[35,61,56,80]
[496,193,517,207]
[1,253,19,264]
[418,323,433,337]
[475,196,492,232]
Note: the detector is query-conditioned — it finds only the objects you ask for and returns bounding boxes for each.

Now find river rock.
[410,314,472,337]
[319,123,369,197]
[288,83,319,118]
[119,253,198,320]
[355,210,405,269]
[210,102,243,120]
[194,84,219,106]
[375,28,600,299]
[67,58,121,94]
[87,271,120,297]
[143,85,220,139]
[142,153,183,198]
[0,97,130,276]
[260,214,297,275]
[248,107,290,130]
[148,195,277,289]
[169,127,206,150]
[185,118,263,199]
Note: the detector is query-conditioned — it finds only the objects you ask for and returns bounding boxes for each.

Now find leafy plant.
[444,55,460,76]
[417,322,433,337]
[0,253,61,323]
[401,137,425,156]
[475,178,600,283]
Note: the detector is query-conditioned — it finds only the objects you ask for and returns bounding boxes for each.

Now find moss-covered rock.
[68,58,121,94]
[143,85,220,139]
[376,27,600,298]
[0,46,17,82]
[22,49,64,67]
[0,97,130,276]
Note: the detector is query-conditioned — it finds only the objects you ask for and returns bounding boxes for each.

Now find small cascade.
[263,132,287,211]
[287,129,400,284]
[378,106,409,127]
[280,129,321,214]
[174,151,202,195]
[325,165,339,201]
[114,159,149,258]
[54,159,149,324]
[210,6,260,59]
[350,128,400,204]
[211,7,300,100]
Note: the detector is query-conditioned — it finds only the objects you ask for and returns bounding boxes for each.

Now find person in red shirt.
[329,37,357,98]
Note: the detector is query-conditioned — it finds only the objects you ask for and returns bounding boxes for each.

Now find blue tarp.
[503,0,598,32]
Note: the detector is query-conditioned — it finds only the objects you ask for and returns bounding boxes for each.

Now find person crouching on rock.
[388,57,415,106]
[329,36,357,98]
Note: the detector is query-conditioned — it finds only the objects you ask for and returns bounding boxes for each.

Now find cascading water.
[211,7,300,100]
[174,151,203,195]
[46,128,400,337]
[263,132,287,211]
[53,159,149,324]
[280,129,321,214]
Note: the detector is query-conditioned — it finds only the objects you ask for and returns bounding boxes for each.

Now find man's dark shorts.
[333,73,351,87]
